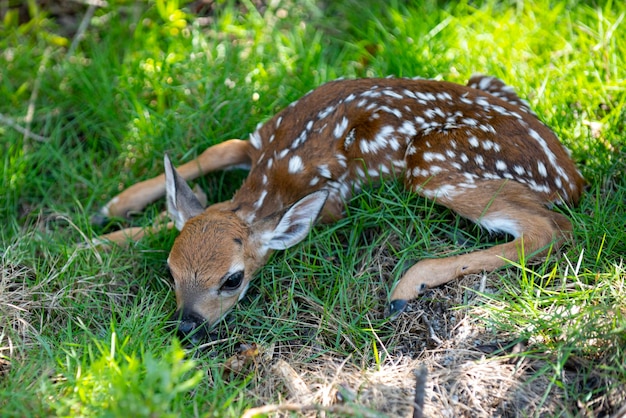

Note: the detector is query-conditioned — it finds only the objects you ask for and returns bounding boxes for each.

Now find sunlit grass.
[1,0,625,416]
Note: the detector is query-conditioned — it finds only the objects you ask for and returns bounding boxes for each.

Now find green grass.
[1,0,625,416]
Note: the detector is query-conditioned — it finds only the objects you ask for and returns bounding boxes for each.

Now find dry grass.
[201,269,625,417]
[1,254,46,367]
[0,243,134,377]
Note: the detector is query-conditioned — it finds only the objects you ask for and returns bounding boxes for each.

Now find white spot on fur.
[478,77,493,90]
[254,190,268,209]
[334,117,349,139]
[288,155,304,173]
[403,89,416,99]
[416,92,436,101]
[436,92,453,101]
[423,184,458,199]
[424,152,446,162]
[412,167,430,178]
[336,154,348,168]
[398,121,416,137]
[382,90,403,99]
[249,131,262,149]
[344,128,356,148]
[475,96,490,108]
[429,166,444,175]
[528,128,569,182]
[318,105,335,120]
[537,161,548,177]
[480,212,520,237]
[277,149,289,159]
[555,177,563,189]
[380,105,402,118]
[392,160,406,169]
[318,164,332,179]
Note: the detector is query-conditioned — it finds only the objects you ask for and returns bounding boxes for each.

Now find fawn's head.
[163,155,327,343]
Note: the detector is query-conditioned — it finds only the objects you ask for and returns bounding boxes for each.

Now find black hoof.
[387,299,408,318]
[90,213,110,226]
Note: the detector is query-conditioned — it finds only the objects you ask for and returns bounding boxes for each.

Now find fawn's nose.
[174,309,208,343]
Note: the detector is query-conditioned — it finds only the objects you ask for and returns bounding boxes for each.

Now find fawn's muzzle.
[174,309,209,344]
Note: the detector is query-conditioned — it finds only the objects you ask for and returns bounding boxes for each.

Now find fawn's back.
[232,76,583,226]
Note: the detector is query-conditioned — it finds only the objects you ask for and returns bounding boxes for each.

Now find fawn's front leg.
[91,139,251,246]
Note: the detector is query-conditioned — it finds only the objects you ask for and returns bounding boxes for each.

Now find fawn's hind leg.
[388,179,572,316]
[97,139,251,219]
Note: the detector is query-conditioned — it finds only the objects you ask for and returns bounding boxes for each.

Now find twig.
[422,314,443,345]
[272,359,312,402]
[612,403,626,418]
[241,403,304,418]
[412,366,428,418]
[67,3,98,59]
[0,113,49,142]
[67,0,109,6]
[23,47,52,149]
[241,403,385,418]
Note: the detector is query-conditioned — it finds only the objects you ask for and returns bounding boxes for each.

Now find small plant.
[52,333,202,417]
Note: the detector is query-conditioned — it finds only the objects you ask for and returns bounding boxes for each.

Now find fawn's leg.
[91,223,174,246]
[91,139,250,247]
[98,139,251,219]
[388,179,572,316]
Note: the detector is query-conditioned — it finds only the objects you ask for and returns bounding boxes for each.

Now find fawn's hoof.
[90,213,110,226]
[387,299,408,318]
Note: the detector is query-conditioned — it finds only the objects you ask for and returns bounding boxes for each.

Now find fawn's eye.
[220,271,244,292]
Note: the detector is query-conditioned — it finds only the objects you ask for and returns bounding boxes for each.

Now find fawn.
[96,75,584,342]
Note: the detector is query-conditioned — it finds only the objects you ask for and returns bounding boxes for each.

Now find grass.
[1,0,625,416]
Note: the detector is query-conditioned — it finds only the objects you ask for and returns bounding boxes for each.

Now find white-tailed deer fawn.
[96,75,584,342]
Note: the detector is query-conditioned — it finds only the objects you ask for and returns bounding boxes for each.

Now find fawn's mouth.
[172,309,211,344]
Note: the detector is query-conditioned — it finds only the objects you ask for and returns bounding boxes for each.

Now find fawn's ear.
[164,154,205,230]
[256,190,329,252]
